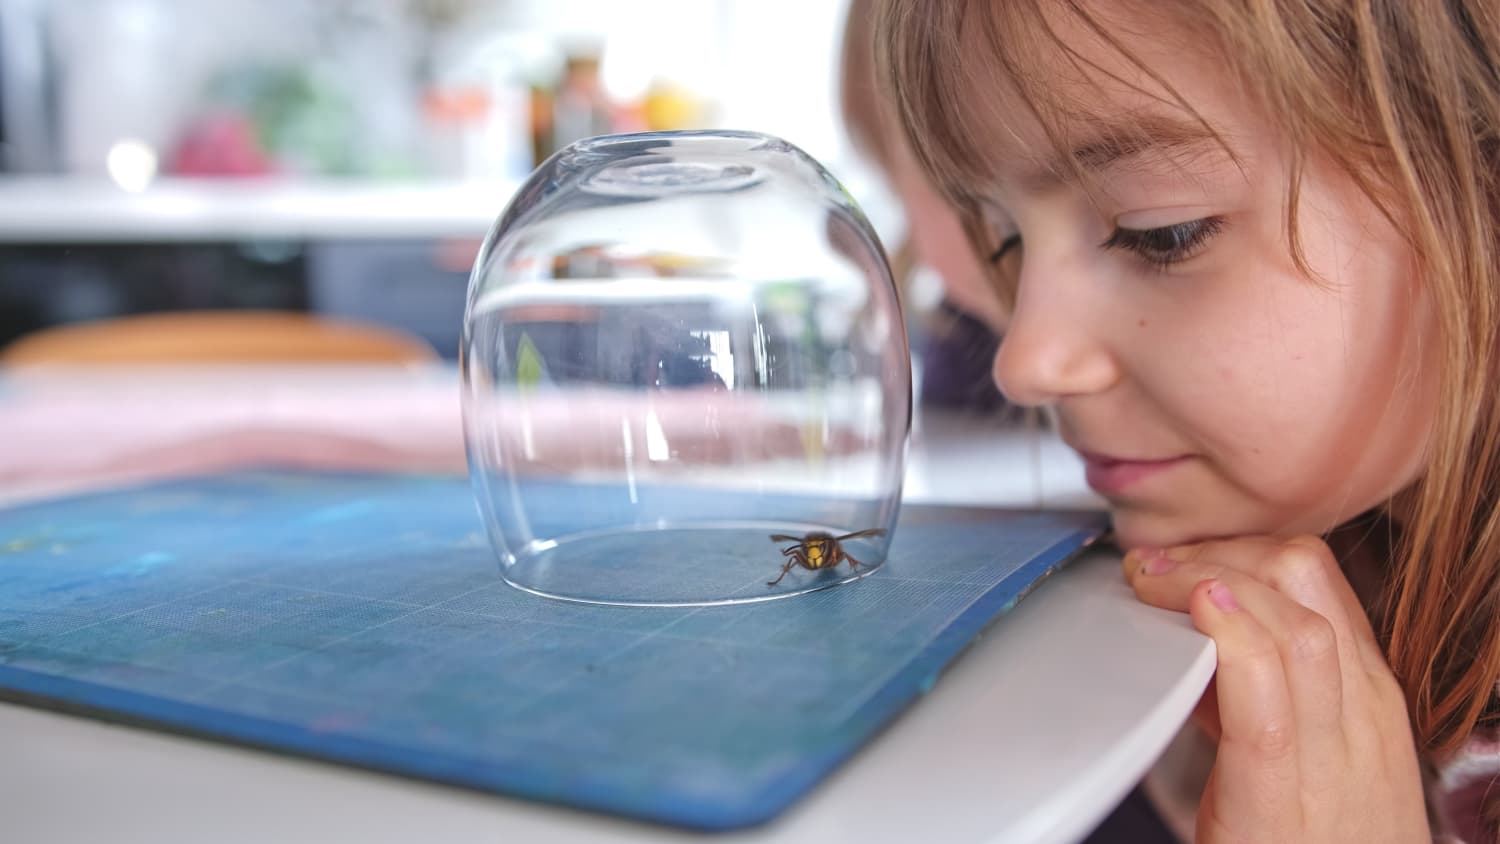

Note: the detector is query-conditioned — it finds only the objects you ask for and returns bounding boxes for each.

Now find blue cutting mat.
[0,472,1105,830]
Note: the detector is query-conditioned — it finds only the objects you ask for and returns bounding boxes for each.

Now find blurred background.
[0,0,918,359]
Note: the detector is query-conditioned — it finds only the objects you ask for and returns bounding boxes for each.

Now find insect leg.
[767,557,799,587]
[842,549,869,571]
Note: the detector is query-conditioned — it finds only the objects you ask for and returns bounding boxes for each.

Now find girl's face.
[969,6,1439,548]
[886,137,1008,331]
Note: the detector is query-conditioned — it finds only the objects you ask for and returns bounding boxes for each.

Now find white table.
[0,387,1215,844]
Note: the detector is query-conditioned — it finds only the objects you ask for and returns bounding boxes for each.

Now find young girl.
[875,1,1500,842]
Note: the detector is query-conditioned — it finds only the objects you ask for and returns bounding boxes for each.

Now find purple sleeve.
[918,299,1015,415]
[1433,726,1500,844]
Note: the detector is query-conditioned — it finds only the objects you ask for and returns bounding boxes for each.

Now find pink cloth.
[0,365,467,504]
[0,364,867,505]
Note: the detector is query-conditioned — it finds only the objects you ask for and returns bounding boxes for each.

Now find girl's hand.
[1123,536,1432,843]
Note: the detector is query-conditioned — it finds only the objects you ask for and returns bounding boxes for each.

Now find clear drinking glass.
[462,130,910,606]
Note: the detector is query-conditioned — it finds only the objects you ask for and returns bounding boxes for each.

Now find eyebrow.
[1015,114,1226,191]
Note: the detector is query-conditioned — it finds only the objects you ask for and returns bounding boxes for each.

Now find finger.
[1277,535,1384,665]
[1202,571,1348,764]
[1124,535,1278,579]
[1135,558,1348,745]
[1214,536,1380,666]
[1124,545,1249,613]
[1129,539,1382,681]
[1192,676,1222,741]
[1188,578,1301,838]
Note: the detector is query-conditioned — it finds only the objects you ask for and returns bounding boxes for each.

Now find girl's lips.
[1079,451,1189,495]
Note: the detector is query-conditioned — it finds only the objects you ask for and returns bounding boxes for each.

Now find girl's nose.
[991,267,1121,407]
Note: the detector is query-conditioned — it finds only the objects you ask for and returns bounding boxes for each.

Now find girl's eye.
[1100,216,1225,271]
[987,233,1022,265]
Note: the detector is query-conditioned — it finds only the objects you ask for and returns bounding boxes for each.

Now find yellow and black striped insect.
[766,528,887,587]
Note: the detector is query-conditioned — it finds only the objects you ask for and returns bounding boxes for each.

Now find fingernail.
[1208,582,1240,612]
[1140,549,1176,576]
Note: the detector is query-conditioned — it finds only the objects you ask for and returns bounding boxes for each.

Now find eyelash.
[1100,216,1226,271]
[986,216,1227,272]
[987,234,1021,265]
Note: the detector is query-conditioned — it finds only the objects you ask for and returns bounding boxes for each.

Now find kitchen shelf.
[0,177,520,243]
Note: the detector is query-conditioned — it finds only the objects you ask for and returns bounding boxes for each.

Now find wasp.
[766,528,887,586]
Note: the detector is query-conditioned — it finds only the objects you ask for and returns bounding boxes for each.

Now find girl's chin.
[1106,508,1220,552]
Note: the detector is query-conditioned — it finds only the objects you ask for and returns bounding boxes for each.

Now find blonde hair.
[839,1,893,170]
[839,0,916,299]
[878,0,1500,760]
